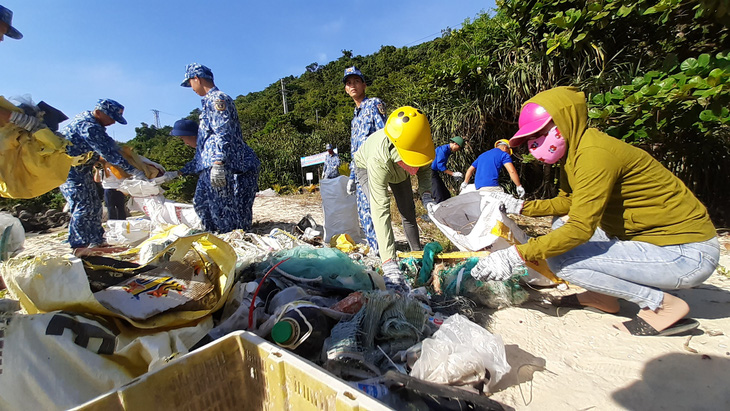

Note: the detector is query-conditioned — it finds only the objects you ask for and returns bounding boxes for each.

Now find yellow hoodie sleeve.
[517,146,621,261]
[522,169,572,216]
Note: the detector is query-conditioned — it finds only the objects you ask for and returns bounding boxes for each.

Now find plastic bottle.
[270,305,336,362]
[352,382,390,399]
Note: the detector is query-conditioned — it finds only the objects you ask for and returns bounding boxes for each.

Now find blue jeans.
[546,218,720,310]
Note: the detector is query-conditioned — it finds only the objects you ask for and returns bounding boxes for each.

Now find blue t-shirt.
[431,144,452,172]
[471,148,512,189]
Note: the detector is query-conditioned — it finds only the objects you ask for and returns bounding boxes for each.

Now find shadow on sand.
[612,353,730,410]
[490,344,548,410]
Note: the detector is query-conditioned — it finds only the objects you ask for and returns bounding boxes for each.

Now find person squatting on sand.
[471,86,720,336]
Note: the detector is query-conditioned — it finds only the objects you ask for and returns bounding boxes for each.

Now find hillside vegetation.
[6,0,729,226]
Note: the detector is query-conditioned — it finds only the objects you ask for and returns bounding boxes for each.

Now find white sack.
[320,175,362,244]
[0,311,211,411]
[428,191,556,286]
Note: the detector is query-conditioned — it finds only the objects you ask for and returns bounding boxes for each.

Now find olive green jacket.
[516,87,716,261]
[354,128,431,261]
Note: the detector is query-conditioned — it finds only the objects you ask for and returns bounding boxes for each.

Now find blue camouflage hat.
[171,119,199,136]
[326,143,333,150]
[95,99,127,125]
[181,63,214,87]
[0,5,22,39]
[342,66,365,84]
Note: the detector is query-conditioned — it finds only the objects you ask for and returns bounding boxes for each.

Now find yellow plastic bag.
[2,233,237,329]
[0,96,89,199]
[330,233,370,255]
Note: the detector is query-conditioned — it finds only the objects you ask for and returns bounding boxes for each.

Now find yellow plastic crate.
[74,331,391,411]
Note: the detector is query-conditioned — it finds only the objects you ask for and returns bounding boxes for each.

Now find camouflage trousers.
[194,167,259,233]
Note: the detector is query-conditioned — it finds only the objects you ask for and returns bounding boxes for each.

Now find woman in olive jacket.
[472,86,719,336]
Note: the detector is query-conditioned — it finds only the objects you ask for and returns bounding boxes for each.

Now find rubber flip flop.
[549,294,583,309]
[549,293,620,314]
[621,317,699,336]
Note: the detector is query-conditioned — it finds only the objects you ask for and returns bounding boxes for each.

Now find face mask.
[528,126,566,164]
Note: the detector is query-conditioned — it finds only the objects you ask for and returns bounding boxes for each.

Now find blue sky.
[2,1,494,141]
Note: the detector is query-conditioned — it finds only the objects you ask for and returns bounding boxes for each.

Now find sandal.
[549,294,584,309]
[549,293,620,314]
[619,317,699,336]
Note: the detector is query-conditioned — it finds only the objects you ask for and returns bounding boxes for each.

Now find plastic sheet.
[410,313,510,390]
[266,246,378,291]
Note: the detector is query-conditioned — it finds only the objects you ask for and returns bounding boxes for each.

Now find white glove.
[382,259,411,293]
[516,185,526,199]
[210,163,226,188]
[460,182,468,192]
[162,171,179,182]
[421,192,435,209]
[346,178,356,195]
[471,246,524,282]
[451,171,464,181]
[9,111,43,132]
[484,191,524,214]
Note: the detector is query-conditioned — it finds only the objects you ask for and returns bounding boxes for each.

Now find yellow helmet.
[495,139,513,155]
[384,106,435,167]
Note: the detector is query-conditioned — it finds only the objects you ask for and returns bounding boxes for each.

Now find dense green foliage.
[5,0,728,227]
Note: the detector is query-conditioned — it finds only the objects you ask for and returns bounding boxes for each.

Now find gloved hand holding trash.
[346,178,356,195]
[151,171,179,185]
[471,245,524,282]
[210,163,226,188]
[451,171,464,181]
[459,181,468,193]
[516,185,526,199]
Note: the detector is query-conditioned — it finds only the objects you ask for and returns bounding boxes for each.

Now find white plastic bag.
[128,193,202,230]
[0,212,25,257]
[104,219,153,246]
[410,314,510,390]
[132,195,172,226]
[164,201,203,230]
[118,179,162,197]
[320,175,362,244]
[428,191,559,286]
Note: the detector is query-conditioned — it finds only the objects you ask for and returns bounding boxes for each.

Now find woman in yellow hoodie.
[472,87,719,336]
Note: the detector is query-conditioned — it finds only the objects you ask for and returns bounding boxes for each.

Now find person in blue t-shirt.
[461,139,524,197]
[430,136,464,203]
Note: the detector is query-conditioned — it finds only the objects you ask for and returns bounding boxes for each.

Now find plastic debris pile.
[0,208,538,410]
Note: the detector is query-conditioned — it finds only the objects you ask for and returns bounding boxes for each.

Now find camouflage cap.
[95,99,127,125]
[181,63,214,87]
[342,66,365,84]
[0,5,22,39]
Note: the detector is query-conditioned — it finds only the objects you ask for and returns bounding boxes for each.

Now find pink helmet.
[509,103,552,147]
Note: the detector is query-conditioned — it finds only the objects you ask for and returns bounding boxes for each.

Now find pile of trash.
[0,190,561,410]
